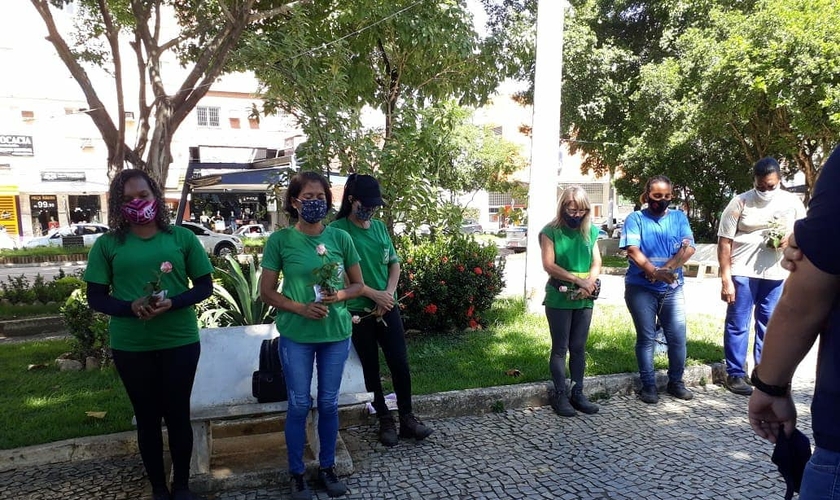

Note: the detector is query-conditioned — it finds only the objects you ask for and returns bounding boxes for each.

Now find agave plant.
[199,254,276,327]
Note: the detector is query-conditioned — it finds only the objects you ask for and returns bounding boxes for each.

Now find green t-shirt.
[541,224,599,309]
[261,225,361,343]
[329,218,399,312]
[84,225,214,352]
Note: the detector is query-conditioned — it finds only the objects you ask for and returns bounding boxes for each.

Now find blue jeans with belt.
[624,284,687,389]
[723,276,784,377]
[279,336,350,475]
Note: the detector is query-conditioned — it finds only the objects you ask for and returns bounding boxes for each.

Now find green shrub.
[0,275,36,304]
[198,255,275,327]
[47,276,85,303]
[60,288,110,363]
[397,235,505,333]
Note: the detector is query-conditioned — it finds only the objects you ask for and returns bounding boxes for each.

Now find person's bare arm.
[748,251,839,442]
[625,245,674,283]
[718,237,735,304]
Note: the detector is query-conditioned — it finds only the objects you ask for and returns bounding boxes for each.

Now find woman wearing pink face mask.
[84,169,214,500]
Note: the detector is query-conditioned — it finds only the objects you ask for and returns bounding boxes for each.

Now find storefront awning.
[187,167,294,193]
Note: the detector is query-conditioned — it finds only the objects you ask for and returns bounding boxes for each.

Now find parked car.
[461,219,483,234]
[23,223,110,249]
[0,228,18,250]
[181,222,244,256]
[233,224,271,238]
[597,229,609,240]
[504,226,528,252]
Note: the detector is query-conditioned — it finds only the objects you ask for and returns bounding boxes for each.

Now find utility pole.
[524,0,564,312]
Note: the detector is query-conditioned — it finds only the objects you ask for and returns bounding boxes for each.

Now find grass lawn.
[0,299,723,450]
[397,298,722,395]
[0,339,134,450]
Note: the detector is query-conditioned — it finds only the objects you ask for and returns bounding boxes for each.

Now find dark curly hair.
[283,171,331,220]
[107,169,170,242]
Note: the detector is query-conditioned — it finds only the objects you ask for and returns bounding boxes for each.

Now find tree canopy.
[30,0,295,186]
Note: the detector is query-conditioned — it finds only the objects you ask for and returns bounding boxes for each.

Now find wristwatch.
[750,367,791,397]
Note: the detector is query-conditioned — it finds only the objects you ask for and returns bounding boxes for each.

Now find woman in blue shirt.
[619,175,696,404]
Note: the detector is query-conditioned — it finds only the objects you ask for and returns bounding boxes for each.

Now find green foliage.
[397,235,504,333]
[0,274,85,305]
[60,288,110,363]
[0,246,91,257]
[199,255,275,327]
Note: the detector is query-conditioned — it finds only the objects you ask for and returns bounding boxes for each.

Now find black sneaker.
[639,386,659,404]
[289,473,312,500]
[550,392,577,417]
[667,381,694,400]
[318,466,348,498]
[378,414,399,447]
[399,413,433,440]
[570,392,599,414]
[726,375,753,396]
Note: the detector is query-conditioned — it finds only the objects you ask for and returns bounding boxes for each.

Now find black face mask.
[647,199,669,215]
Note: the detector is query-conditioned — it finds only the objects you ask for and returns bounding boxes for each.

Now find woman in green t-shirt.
[331,174,433,448]
[85,169,215,500]
[539,186,602,417]
[259,171,364,500]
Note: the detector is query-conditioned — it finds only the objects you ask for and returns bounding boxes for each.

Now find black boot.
[399,413,433,440]
[378,414,398,447]
[570,391,599,414]
[318,466,348,498]
[550,392,576,417]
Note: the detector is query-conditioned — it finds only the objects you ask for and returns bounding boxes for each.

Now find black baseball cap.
[350,174,384,207]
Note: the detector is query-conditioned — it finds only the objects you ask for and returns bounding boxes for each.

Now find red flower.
[469,319,479,329]
[424,304,438,314]
[457,265,465,272]
[439,280,446,286]
[406,291,415,299]
[441,256,449,263]
[487,261,494,268]
[473,267,483,275]
[466,305,475,317]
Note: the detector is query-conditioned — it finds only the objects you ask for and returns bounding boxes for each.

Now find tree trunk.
[146,102,174,189]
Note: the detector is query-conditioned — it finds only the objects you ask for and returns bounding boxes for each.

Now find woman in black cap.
[331,173,433,446]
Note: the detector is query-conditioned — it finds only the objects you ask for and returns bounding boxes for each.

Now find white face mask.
[755,185,779,202]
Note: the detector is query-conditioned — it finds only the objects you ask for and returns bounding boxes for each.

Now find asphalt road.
[0,263,86,281]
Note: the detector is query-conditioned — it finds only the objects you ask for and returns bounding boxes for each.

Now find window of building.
[492,126,503,136]
[196,106,220,127]
[21,110,34,120]
[489,192,513,206]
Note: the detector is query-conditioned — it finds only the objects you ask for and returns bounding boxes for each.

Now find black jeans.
[545,307,593,395]
[111,342,200,493]
[350,305,413,416]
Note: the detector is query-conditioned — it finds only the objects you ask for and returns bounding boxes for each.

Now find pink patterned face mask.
[121,198,158,225]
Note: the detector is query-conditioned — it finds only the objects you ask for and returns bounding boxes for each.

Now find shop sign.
[0,135,34,156]
[240,195,260,203]
[41,171,86,182]
[30,194,58,210]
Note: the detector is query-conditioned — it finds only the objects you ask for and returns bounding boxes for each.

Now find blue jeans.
[279,336,350,475]
[801,447,840,499]
[723,276,784,377]
[624,284,687,388]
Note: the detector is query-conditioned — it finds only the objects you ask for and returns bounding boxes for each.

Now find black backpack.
[251,337,287,403]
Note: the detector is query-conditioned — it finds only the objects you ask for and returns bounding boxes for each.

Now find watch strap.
[751,367,791,397]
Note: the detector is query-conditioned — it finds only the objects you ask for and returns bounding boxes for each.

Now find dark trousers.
[350,305,414,417]
[545,307,593,395]
[112,342,200,493]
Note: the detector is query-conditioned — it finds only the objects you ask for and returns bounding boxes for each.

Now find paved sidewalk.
[1,374,815,500]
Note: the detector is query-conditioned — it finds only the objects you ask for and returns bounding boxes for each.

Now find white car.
[0,229,18,250]
[233,224,271,238]
[181,221,244,256]
[24,223,110,248]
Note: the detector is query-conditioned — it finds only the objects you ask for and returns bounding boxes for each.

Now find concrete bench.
[683,243,720,279]
[188,324,370,478]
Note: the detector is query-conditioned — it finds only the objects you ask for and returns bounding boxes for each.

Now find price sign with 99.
[30,195,57,211]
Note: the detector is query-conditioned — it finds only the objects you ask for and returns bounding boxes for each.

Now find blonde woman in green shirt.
[331,174,432,448]
[540,186,602,417]
[259,171,364,500]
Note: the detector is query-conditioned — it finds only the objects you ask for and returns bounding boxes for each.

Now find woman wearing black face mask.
[539,186,602,416]
[330,174,433,447]
[619,175,697,405]
[260,171,365,499]
[85,169,214,500]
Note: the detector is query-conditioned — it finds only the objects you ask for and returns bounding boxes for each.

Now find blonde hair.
[549,185,592,241]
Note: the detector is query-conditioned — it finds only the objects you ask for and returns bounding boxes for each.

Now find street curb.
[0,315,65,337]
[0,363,727,473]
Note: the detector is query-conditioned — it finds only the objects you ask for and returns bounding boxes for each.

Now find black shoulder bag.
[251,337,288,403]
